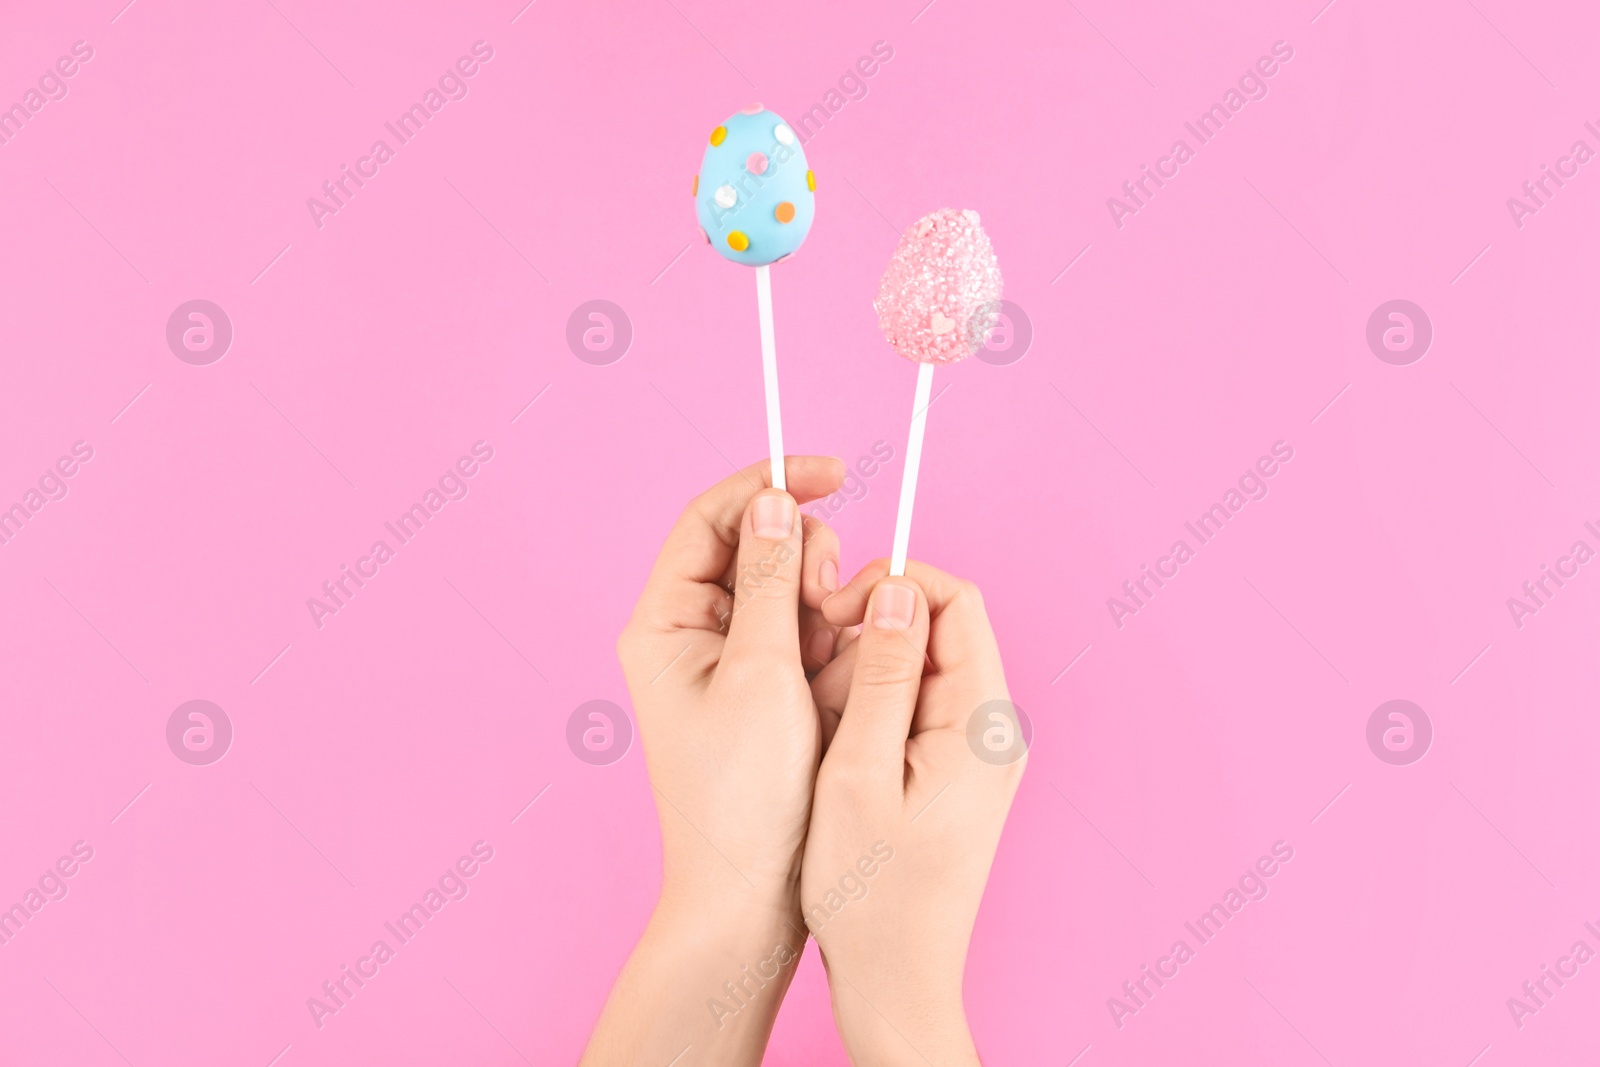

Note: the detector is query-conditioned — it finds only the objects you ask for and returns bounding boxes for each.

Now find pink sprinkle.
[746,152,769,176]
[740,103,764,115]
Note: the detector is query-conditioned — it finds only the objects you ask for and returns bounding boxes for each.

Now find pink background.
[2,0,1598,1063]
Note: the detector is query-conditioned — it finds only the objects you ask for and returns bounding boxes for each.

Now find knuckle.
[818,755,874,798]
[852,648,922,690]
[730,549,798,602]
[730,575,793,612]
[803,527,837,557]
[954,578,985,610]
[716,653,767,689]
[615,624,640,665]
[944,578,990,626]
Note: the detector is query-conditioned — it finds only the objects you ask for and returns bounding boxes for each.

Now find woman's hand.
[803,560,1026,1067]
[582,457,848,1066]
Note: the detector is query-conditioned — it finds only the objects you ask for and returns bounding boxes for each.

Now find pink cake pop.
[875,208,1003,574]
[875,208,1003,365]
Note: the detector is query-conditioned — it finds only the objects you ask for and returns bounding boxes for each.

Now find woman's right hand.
[802,560,1027,1067]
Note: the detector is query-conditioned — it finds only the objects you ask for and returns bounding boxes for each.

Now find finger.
[637,456,844,632]
[799,603,839,676]
[647,582,734,639]
[822,557,998,679]
[713,494,839,596]
[810,637,858,752]
[825,578,930,784]
[822,558,970,625]
[800,515,841,611]
[834,623,862,657]
[721,488,805,666]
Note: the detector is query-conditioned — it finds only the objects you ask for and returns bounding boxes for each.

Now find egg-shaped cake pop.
[874,208,1003,365]
[695,105,816,267]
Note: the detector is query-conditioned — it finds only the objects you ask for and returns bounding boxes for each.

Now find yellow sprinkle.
[710,126,727,146]
[727,231,749,252]
[806,169,816,191]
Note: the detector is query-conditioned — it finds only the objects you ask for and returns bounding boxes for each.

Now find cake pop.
[873,208,1002,574]
[695,105,817,489]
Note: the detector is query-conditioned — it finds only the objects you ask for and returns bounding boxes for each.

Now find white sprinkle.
[774,123,795,146]
[714,185,737,209]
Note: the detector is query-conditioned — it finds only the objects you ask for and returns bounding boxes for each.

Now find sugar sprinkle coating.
[874,208,1003,365]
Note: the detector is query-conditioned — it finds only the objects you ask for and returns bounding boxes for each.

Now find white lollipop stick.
[754,265,786,490]
[889,361,935,576]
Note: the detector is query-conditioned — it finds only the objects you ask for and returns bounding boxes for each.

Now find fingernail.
[752,494,795,540]
[871,584,916,630]
[819,559,838,593]
[808,627,835,664]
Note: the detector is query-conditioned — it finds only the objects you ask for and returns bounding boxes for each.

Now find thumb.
[720,489,804,666]
[825,578,929,781]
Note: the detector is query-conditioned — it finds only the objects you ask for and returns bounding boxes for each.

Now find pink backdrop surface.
[2,0,1598,1064]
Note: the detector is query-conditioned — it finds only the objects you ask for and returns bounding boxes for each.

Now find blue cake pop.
[695,105,816,267]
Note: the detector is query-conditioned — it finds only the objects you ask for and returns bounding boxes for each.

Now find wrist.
[651,887,804,955]
[658,846,804,933]
[649,892,807,1000]
[832,981,977,1067]
[657,864,803,938]
[579,890,807,1066]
